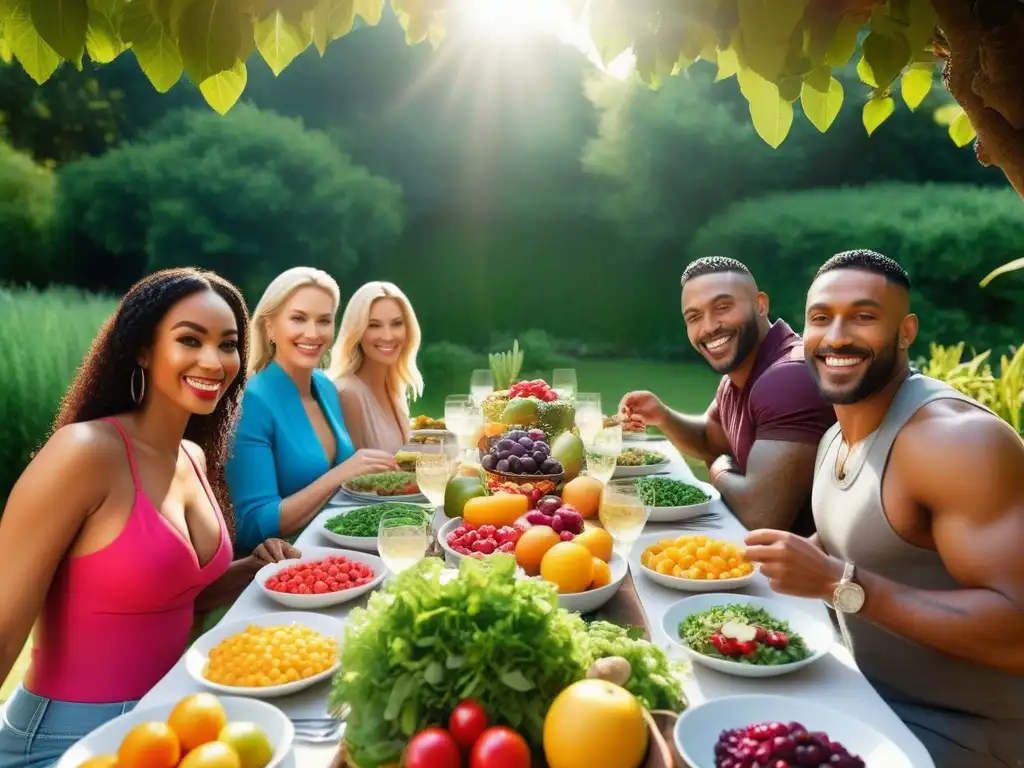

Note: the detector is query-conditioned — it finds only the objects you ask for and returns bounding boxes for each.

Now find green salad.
[635,476,710,507]
[678,604,812,666]
[325,503,429,538]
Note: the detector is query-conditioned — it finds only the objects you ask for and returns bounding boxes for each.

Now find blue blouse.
[226,361,355,551]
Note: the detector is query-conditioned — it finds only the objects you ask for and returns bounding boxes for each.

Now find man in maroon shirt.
[620,256,836,534]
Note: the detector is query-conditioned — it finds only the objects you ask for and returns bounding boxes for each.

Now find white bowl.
[641,479,722,523]
[661,593,834,678]
[256,546,385,609]
[320,504,430,552]
[186,612,343,699]
[612,460,671,479]
[557,552,628,614]
[630,531,757,592]
[674,694,916,768]
[57,696,294,768]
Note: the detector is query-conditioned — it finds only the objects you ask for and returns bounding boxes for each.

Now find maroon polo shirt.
[706,320,837,534]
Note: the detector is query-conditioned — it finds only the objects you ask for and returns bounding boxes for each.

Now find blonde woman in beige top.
[329,282,424,454]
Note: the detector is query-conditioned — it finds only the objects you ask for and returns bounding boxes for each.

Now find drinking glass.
[444,395,484,460]
[469,369,495,406]
[377,508,430,575]
[586,425,622,484]
[416,452,451,509]
[575,392,603,448]
[598,480,651,557]
[552,368,578,400]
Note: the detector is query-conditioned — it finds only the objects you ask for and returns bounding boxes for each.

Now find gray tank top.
[813,374,1024,725]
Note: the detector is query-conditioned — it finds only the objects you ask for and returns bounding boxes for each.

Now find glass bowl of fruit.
[479,428,565,486]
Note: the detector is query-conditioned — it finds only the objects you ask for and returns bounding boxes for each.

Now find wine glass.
[586,425,622,484]
[598,480,651,558]
[575,392,603,448]
[444,395,484,461]
[552,368,578,400]
[416,450,452,534]
[469,369,495,406]
[377,508,430,575]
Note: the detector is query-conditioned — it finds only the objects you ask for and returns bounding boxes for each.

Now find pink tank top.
[29,418,233,703]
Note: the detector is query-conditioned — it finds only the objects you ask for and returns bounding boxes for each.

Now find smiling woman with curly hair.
[0,268,298,768]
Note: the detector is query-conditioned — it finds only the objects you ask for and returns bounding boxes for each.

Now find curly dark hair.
[52,268,250,533]
[680,256,753,286]
[815,249,911,290]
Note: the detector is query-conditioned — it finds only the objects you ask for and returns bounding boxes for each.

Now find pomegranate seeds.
[713,721,865,768]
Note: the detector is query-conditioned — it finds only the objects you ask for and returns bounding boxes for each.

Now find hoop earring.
[131,367,146,405]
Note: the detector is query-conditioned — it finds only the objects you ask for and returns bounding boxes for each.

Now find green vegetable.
[617,447,667,467]
[346,471,418,495]
[329,556,591,768]
[582,621,687,711]
[325,503,429,538]
[634,477,711,508]
[678,604,811,666]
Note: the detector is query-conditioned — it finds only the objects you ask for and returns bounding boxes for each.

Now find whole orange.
[167,693,228,752]
[543,679,648,768]
[178,742,242,768]
[117,721,181,768]
[540,542,594,594]
[574,527,614,562]
[590,558,612,589]
[77,756,118,768]
[515,525,562,575]
[561,476,603,519]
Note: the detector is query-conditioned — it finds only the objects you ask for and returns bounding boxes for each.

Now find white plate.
[641,478,721,523]
[630,531,757,592]
[256,547,386,609]
[661,593,833,678]
[622,430,663,442]
[613,460,671,479]
[340,487,428,504]
[558,552,627,614]
[674,694,916,768]
[409,428,450,437]
[186,612,343,699]
[57,696,294,768]
[319,507,380,552]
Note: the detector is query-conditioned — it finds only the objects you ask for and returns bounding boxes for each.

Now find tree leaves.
[949,111,977,148]
[353,0,382,26]
[30,0,87,63]
[256,10,310,75]
[121,0,182,93]
[6,0,61,84]
[310,0,354,56]
[900,64,933,111]
[199,58,246,115]
[801,65,843,133]
[863,95,895,136]
[739,67,793,148]
[178,0,251,85]
[84,0,126,64]
[736,0,808,81]
[860,31,911,90]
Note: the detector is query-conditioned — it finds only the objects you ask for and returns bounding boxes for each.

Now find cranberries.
[446,522,523,558]
[713,722,865,768]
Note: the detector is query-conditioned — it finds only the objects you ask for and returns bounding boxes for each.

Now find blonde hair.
[248,267,341,377]
[328,281,424,411]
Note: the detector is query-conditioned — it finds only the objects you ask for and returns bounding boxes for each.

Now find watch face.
[834,583,865,613]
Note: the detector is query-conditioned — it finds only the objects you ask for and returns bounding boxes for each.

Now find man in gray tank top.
[745,250,1024,767]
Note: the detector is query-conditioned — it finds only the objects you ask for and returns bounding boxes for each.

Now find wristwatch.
[831,562,866,614]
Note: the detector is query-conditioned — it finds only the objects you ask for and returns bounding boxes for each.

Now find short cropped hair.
[681,256,752,287]
[815,249,911,290]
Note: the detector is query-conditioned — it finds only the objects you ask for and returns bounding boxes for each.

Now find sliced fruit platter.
[256,547,386,609]
[634,476,721,523]
[613,447,671,478]
[411,414,446,431]
[634,533,757,592]
[59,693,292,768]
[320,502,431,551]
[340,470,427,503]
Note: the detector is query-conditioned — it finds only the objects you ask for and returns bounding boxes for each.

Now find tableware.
[256,546,386,609]
[552,368,578,399]
[445,394,484,458]
[185,612,343,698]
[57,697,294,768]
[643,478,722,523]
[339,485,427,504]
[377,507,431,574]
[319,507,380,551]
[557,552,628,614]
[661,593,834,678]
[612,458,672,479]
[598,479,651,558]
[586,425,622,484]
[674,695,916,768]
[630,531,757,592]
[415,450,451,509]
[469,369,495,405]
[575,392,603,446]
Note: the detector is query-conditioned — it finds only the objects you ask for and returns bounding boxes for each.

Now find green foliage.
[922,343,1024,436]
[0,286,116,502]
[52,104,404,297]
[0,140,54,284]
[689,183,1024,355]
[418,341,484,400]
[0,0,975,150]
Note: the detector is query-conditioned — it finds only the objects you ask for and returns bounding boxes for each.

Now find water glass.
[416,452,451,509]
[552,368,578,400]
[444,395,484,459]
[377,508,430,575]
[586,424,622,483]
[598,480,650,557]
[575,392,603,447]
[469,369,495,406]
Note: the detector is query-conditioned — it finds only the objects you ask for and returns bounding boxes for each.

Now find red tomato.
[469,727,530,768]
[405,727,461,768]
[448,699,489,751]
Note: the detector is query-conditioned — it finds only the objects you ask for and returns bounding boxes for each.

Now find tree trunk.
[932,0,1024,198]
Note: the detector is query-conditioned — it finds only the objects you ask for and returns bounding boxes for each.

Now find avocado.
[550,431,584,482]
[538,399,575,436]
[501,396,540,425]
[443,474,487,519]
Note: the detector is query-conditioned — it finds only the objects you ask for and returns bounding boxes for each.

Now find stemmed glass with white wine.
[445,395,484,462]
[575,392,604,448]
[377,508,431,576]
[598,480,651,558]
[586,424,622,484]
[416,447,453,534]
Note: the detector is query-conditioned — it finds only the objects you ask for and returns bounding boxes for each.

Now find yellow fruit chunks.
[640,535,754,580]
[205,624,338,687]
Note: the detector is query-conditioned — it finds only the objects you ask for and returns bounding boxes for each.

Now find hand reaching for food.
[333,449,400,482]
[618,390,667,429]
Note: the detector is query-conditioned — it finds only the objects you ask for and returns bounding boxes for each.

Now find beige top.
[334,373,409,454]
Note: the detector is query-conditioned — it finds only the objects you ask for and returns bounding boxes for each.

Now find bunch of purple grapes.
[481,429,564,476]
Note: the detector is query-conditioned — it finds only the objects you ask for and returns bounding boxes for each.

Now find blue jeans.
[0,687,138,768]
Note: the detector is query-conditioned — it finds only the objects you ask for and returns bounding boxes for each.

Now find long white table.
[139,441,935,767]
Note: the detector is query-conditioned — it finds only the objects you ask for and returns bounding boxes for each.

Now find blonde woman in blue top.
[226,267,398,552]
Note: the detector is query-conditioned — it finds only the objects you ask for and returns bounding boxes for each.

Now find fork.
[291,718,345,743]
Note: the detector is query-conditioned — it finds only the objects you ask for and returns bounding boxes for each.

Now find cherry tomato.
[469,727,531,768]
[448,699,489,751]
[405,727,461,768]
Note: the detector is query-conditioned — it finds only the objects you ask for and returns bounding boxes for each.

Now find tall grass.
[0,286,116,501]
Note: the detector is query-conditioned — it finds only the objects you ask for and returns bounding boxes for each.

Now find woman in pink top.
[0,268,298,768]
